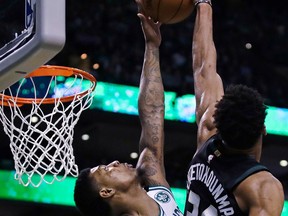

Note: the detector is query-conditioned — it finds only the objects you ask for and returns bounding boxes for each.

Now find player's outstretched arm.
[135,7,169,188]
[192,1,224,149]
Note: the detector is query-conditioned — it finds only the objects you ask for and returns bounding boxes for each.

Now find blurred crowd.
[52,0,288,109]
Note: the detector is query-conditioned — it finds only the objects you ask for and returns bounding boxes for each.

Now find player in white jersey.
[73,1,184,215]
[147,186,182,216]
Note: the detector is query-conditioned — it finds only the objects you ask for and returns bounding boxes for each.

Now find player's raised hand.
[135,0,162,48]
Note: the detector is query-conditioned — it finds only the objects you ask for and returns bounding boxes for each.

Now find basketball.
[141,0,195,24]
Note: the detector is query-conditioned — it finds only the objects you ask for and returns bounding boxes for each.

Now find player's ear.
[99,187,116,198]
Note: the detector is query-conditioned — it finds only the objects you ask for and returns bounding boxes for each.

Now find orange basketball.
[141,0,195,24]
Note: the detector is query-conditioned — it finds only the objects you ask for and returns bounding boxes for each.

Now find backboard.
[0,0,66,91]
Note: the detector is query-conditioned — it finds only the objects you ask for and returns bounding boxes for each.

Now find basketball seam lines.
[166,0,184,23]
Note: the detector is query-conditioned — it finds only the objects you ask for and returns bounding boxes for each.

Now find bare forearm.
[192,2,224,144]
[138,47,164,153]
[193,3,221,124]
[193,4,216,76]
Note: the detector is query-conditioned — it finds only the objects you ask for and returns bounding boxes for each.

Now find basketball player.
[184,0,284,215]
[73,3,183,216]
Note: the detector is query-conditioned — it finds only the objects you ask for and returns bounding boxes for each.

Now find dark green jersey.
[184,134,269,216]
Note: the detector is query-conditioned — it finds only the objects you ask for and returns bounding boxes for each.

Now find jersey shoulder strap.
[147,186,183,216]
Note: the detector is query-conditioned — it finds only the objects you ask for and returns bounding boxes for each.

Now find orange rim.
[0,65,97,106]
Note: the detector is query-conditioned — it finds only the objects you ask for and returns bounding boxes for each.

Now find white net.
[0,66,96,187]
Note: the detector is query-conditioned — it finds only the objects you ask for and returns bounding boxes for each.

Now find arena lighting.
[93,63,100,70]
[0,170,287,214]
[81,134,90,141]
[30,116,39,123]
[86,81,288,136]
[280,160,288,167]
[16,78,288,136]
[130,152,139,159]
[245,42,252,49]
[80,53,87,60]
[92,82,196,123]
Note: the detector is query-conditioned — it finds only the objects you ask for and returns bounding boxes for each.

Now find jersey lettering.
[173,206,182,216]
[186,190,234,216]
[185,135,266,216]
[186,191,217,216]
[187,163,235,215]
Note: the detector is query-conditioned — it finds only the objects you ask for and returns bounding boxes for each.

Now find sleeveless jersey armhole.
[227,165,269,190]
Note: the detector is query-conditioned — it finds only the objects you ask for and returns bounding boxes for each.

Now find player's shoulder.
[237,171,282,194]
[248,171,281,187]
[235,170,284,213]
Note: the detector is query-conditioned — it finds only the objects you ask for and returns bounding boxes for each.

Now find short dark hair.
[74,168,111,216]
[213,84,267,150]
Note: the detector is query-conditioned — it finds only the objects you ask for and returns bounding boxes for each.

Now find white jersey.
[147,186,183,216]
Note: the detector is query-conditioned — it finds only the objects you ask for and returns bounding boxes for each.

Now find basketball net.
[0,65,96,187]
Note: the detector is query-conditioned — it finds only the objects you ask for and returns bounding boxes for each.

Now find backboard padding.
[0,0,66,91]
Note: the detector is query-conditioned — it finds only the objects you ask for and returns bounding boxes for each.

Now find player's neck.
[111,187,159,216]
[218,139,262,162]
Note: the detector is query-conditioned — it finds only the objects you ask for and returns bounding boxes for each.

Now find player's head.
[213,84,267,150]
[74,168,111,216]
[74,161,136,216]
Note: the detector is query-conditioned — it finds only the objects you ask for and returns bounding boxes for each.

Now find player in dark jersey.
[73,1,183,216]
[184,0,284,215]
